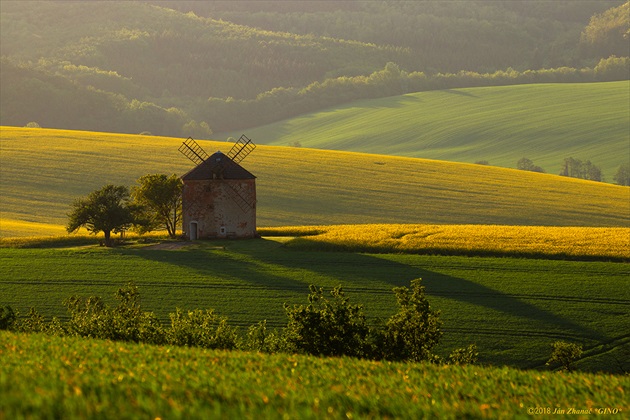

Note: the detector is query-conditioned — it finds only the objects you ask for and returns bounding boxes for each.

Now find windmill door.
[189,222,198,241]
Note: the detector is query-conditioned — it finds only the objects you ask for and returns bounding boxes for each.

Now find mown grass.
[2,125,629,238]
[1,238,628,372]
[259,224,630,261]
[1,331,628,419]
[245,82,630,178]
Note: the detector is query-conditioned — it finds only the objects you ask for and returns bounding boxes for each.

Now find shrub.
[64,295,113,339]
[242,320,285,353]
[283,285,371,358]
[64,283,164,343]
[17,307,48,333]
[0,306,17,330]
[546,341,583,371]
[167,308,238,350]
[110,283,165,344]
[377,279,443,362]
[447,344,479,365]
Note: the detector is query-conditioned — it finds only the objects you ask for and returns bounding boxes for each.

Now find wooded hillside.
[1,1,627,136]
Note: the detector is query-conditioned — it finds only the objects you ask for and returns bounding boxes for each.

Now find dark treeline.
[151,0,625,71]
[1,1,627,136]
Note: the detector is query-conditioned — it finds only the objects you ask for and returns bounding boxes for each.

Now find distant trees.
[66,184,135,247]
[613,163,630,186]
[560,157,603,182]
[2,0,629,136]
[581,1,630,59]
[517,158,545,173]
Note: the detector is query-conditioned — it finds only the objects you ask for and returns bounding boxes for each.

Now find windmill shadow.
[226,241,608,343]
[125,238,608,343]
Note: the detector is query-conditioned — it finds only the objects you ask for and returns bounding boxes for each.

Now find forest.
[1,0,628,136]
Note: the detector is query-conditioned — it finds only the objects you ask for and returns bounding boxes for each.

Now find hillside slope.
[1,127,628,237]
[241,82,630,178]
[3,332,628,418]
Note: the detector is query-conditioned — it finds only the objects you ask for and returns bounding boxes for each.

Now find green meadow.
[2,331,628,419]
[1,82,629,417]
[243,81,630,177]
[1,238,628,373]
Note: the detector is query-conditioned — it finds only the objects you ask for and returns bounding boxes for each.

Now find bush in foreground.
[2,281,475,365]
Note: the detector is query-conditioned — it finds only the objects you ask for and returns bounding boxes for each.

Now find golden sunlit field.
[261,224,630,260]
[1,126,628,238]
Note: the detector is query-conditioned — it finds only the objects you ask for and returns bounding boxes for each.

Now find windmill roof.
[182,151,256,181]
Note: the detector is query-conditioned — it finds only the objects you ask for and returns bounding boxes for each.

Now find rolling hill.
[1,1,626,136]
[1,126,628,238]
[238,81,630,178]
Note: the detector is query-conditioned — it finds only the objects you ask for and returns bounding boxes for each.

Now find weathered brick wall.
[182,179,256,239]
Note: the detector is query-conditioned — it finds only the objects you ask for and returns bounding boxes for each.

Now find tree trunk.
[104,230,113,247]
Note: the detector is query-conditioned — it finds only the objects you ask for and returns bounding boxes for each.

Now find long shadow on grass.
[234,240,609,343]
[128,239,607,342]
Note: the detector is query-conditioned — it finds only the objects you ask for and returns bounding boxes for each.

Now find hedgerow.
[1,281,475,365]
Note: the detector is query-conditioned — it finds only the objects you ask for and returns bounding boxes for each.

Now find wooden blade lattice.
[179,137,209,165]
[227,134,256,164]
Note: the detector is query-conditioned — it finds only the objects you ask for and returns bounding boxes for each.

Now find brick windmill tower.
[178,135,257,240]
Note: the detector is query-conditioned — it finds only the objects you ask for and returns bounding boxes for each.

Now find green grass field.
[2,331,628,419]
[1,126,628,238]
[242,82,630,178]
[2,238,628,373]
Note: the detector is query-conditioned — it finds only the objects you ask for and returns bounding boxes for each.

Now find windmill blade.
[227,134,256,164]
[179,137,210,165]
[224,183,255,213]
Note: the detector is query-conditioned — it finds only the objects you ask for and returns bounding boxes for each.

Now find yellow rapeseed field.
[1,127,629,237]
[260,224,630,260]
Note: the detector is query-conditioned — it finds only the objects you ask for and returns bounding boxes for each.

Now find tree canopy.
[132,174,183,238]
[66,184,134,246]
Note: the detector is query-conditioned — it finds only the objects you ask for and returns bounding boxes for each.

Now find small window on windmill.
[220,226,226,235]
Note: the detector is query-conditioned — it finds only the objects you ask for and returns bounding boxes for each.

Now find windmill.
[178,135,257,239]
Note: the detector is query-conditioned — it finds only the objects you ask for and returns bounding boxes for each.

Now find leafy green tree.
[613,162,630,186]
[66,184,135,246]
[132,174,183,238]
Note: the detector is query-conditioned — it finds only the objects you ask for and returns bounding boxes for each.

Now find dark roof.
[182,151,256,181]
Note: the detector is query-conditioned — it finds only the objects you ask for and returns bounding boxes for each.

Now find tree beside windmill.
[179,135,257,240]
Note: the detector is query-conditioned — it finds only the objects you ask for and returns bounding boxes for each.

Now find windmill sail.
[227,134,256,164]
[179,137,210,165]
